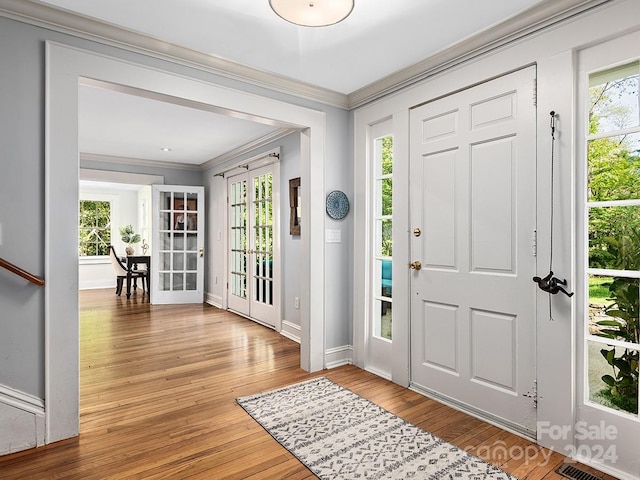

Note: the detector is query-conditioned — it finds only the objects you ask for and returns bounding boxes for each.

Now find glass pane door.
[252,172,273,307]
[228,177,249,316]
[151,185,205,304]
[227,165,278,327]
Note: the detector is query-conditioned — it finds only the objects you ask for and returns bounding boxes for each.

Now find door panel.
[410,67,537,435]
[228,177,249,316]
[151,185,205,304]
[227,165,278,328]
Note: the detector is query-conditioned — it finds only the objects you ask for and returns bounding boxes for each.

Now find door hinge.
[523,379,538,408]
[532,229,537,257]
[533,78,537,107]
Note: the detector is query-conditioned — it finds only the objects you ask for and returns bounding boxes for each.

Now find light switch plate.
[325,229,341,243]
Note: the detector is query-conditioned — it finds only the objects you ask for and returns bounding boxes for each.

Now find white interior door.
[409,67,537,435]
[151,185,205,304]
[227,164,279,328]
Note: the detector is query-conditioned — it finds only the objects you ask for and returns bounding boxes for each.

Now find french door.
[227,164,279,328]
[151,185,205,304]
[409,67,538,435]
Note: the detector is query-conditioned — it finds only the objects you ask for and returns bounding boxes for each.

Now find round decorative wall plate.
[326,190,350,219]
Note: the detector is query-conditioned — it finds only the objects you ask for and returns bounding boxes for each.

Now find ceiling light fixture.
[269,0,354,27]
[161,147,172,152]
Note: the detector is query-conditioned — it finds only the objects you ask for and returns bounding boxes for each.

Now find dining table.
[125,255,151,299]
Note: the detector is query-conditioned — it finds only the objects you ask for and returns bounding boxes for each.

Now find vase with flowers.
[119,225,141,255]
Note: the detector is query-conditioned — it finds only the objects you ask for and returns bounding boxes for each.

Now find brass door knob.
[409,261,422,270]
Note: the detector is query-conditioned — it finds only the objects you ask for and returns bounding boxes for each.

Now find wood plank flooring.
[0,289,615,479]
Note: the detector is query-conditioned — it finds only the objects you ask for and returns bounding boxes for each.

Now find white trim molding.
[280,320,301,344]
[205,292,222,309]
[347,0,613,108]
[0,0,612,110]
[325,345,353,369]
[0,384,46,455]
[46,41,326,445]
[0,0,348,109]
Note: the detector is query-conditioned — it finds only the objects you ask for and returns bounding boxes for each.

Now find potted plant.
[119,225,141,255]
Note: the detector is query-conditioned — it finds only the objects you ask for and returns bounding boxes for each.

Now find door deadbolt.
[413,227,421,237]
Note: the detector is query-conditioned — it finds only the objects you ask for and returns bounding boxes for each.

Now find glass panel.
[161,233,172,250]
[376,136,393,176]
[378,219,393,257]
[186,213,197,231]
[379,178,393,216]
[186,233,197,251]
[159,272,171,291]
[174,213,186,230]
[380,259,392,298]
[589,276,639,342]
[174,234,185,251]
[587,133,640,202]
[589,61,639,135]
[588,205,640,269]
[161,192,172,210]
[186,253,197,271]
[587,340,638,415]
[186,192,197,210]
[160,212,171,230]
[173,273,184,291]
[186,273,197,290]
[160,252,171,271]
[373,299,392,340]
[174,252,184,271]
[174,192,186,210]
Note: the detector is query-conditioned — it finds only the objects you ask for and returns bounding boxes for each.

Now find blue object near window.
[381,260,392,294]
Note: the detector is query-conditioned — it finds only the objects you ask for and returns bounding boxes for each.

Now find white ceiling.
[33,0,550,167]
[38,0,548,94]
[79,83,281,165]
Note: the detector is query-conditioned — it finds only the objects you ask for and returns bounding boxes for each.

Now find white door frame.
[45,42,325,444]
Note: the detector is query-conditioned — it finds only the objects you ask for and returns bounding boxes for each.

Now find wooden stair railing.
[0,257,45,286]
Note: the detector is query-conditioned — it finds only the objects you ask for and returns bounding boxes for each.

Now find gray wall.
[0,14,351,399]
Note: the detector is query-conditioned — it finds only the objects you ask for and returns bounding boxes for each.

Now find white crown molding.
[80,152,203,172]
[0,0,349,109]
[0,0,614,111]
[79,128,295,173]
[200,128,296,172]
[348,0,613,108]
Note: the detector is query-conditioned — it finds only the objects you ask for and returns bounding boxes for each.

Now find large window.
[79,200,112,256]
[585,61,640,416]
[373,135,393,340]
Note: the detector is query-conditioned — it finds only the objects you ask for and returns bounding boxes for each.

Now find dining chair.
[108,245,146,296]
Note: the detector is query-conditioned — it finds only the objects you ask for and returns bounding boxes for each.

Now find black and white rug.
[236,377,518,480]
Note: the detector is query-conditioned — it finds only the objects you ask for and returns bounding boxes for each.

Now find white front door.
[409,67,537,435]
[151,185,205,304]
[227,164,279,328]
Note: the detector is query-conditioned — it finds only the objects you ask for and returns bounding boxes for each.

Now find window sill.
[79,256,110,265]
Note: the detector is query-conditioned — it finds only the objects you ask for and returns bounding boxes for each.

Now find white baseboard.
[0,385,45,455]
[205,292,222,308]
[325,345,353,369]
[280,320,301,343]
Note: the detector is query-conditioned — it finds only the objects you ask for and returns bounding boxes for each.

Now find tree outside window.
[79,200,112,256]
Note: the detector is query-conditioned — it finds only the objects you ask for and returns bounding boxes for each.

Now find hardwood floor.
[0,289,615,479]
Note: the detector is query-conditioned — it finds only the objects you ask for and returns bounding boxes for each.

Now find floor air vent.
[556,463,603,480]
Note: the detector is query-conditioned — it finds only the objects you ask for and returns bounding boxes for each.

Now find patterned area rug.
[237,377,518,480]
